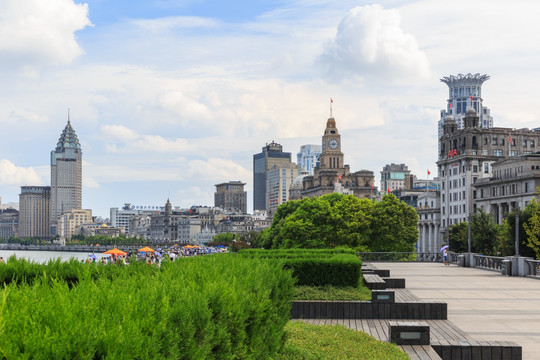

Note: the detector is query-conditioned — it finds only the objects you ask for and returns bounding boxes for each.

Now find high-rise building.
[297,144,321,175]
[50,120,82,236]
[266,163,302,215]
[18,186,51,240]
[437,108,540,238]
[253,141,291,211]
[380,163,411,192]
[438,73,493,152]
[214,181,247,213]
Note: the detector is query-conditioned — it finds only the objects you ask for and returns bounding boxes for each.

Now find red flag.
[338,174,342,179]
[449,103,452,108]
[470,95,473,101]
[427,169,431,176]
[330,98,333,103]
[509,134,512,145]
[387,187,391,193]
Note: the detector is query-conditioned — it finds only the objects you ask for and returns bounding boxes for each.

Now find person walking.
[443,248,449,266]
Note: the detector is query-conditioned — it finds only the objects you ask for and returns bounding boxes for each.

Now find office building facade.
[18,186,51,240]
[266,163,302,214]
[437,108,540,240]
[297,144,321,175]
[253,141,291,211]
[381,163,411,192]
[214,181,247,213]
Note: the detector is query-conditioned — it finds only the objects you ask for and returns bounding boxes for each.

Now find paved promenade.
[380,262,540,360]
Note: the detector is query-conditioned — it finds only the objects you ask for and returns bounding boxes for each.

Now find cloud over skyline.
[1,0,539,217]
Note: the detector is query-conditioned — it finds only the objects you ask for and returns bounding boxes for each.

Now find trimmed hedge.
[238,249,362,287]
[239,248,356,255]
[0,255,295,359]
[283,255,362,287]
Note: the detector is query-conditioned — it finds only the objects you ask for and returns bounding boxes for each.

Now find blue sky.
[1,0,540,217]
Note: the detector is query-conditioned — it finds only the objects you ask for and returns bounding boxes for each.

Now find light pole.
[515,204,520,256]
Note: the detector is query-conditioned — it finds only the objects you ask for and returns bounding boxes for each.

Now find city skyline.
[1,1,540,217]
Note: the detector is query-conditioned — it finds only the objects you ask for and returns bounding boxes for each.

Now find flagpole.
[330,98,333,117]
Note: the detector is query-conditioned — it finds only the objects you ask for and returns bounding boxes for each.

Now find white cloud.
[0,0,91,67]
[319,4,430,83]
[0,159,42,186]
[101,125,190,153]
[11,109,48,123]
[184,158,251,182]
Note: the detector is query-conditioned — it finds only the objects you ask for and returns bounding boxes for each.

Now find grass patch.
[277,321,409,360]
[294,285,371,301]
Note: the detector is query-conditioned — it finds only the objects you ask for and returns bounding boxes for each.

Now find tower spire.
[330,98,333,117]
[67,108,70,125]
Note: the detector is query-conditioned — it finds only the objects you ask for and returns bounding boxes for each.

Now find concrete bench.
[363,273,387,289]
[389,321,430,345]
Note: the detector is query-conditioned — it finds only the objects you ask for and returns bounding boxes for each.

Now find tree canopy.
[255,193,418,252]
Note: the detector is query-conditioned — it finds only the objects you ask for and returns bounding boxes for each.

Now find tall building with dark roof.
[50,120,82,236]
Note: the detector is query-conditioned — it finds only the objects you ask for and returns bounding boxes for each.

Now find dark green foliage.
[257,193,418,252]
[283,256,362,287]
[0,255,295,359]
[449,209,507,255]
[240,249,362,287]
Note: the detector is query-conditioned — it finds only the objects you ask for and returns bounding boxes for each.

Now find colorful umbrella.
[138,246,155,253]
[440,245,449,252]
[103,248,127,256]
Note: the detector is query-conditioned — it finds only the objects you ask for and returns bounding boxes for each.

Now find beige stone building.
[474,154,540,224]
[57,209,92,244]
[266,163,302,215]
[302,116,376,199]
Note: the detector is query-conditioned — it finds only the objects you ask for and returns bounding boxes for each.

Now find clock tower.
[320,117,344,170]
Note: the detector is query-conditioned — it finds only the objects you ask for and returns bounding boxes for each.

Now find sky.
[1,0,540,218]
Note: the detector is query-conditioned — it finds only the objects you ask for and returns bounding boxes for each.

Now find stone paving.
[379,262,540,360]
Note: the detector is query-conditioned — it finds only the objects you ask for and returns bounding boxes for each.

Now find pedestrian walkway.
[380,262,540,360]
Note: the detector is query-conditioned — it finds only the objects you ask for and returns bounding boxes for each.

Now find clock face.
[328,139,339,150]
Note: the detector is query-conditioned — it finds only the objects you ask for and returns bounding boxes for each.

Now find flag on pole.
[387,186,391,194]
[427,169,431,176]
[330,98,333,103]
[509,134,512,145]
[470,95,473,101]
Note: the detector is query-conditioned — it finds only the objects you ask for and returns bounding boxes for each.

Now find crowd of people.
[88,245,228,266]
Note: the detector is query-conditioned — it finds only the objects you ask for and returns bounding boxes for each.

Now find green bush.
[0,255,295,359]
[282,255,362,287]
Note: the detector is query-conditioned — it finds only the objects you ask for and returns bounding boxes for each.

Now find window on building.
[473,190,476,199]
[494,149,503,157]
[484,137,488,145]
[473,165,478,172]
[484,163,489,173]
[473,177,477,184]
[483,149,488,156]
[492,137,498,145]
[510,150,518,156]
[531,140,535,147]
[525,182,529,193]
[481,189,484,198]
[442,194,445,202]
[442,181,445,190]
[523,140,528,147]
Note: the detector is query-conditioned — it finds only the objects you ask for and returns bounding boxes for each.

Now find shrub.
[0,255,295,359]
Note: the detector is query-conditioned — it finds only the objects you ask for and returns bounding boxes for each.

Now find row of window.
[476,182,530,199]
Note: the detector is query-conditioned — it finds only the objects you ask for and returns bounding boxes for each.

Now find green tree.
[524,198,540,259]
[257,193,417,252]
[368,194,418,252]
[500,208,535,257]
[449,221,468,253]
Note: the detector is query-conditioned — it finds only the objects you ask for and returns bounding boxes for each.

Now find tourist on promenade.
[443,248,449,266]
